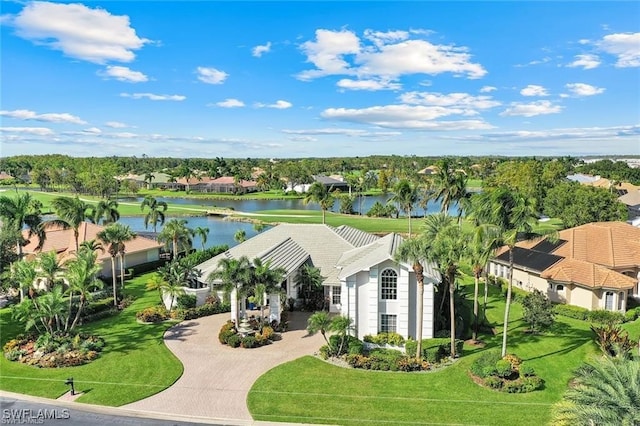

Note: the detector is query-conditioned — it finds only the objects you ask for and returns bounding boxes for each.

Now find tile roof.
[22,222,163,263]
[541,258,636,290]
[619,190,640,208]
[331,224,380,247]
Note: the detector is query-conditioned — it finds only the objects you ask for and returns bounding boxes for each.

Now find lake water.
[117,194,459,250]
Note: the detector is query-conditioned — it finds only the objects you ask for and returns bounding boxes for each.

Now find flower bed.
[3,332,105,368]
[469,350,544,393]
[218,319,279,349]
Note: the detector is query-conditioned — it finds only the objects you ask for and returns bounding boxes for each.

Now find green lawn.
[247,280,634,426]
[0,274,183,406]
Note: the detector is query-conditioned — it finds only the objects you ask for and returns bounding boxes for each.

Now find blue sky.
[1,1,639,159]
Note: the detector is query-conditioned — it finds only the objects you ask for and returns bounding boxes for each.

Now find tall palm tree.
[467,225,499,341]
[116,227,137,290]
[389,179,418,237]
[208,256,253,324]
[89,199,120,225]
[0,193,45,261]
[65,246,103,330]
[140,195,168,233]
[49,196,92,252]
[158,218,192,259]
[250,258,286,325]
[553,356,640,425]
[193,226,209,250]
[430,159,469,219]
[394,236,431,361]
[143,172,155,190]
[97,223,136,307]
[422,213,467,357]
[303,182,335,224]
[472,187,549,357]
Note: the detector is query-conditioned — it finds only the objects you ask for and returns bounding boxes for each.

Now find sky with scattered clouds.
[1,1,639,158]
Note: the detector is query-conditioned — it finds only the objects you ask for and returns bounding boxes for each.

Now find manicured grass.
[0,274,183,406]
[247,281,615,425]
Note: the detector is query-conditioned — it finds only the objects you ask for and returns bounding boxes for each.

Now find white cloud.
[400,91,501,111]
[215,98,245,108]
[252,42,272,57]
[0,109,86,124]
[298,28,487,84]
[83,127,102,134]
[196,67,228,84]
[500,100,563,117]
[476,124,640,142]
[0,127,54,136]
[520,85,549,97]
[480,86,497,93]
[120,93,186,101]
[598,32,640,67]
[99,65,148,82]
[256,100,292,109]
[567,54,601,70]
[321,104,493,130]
[7,1,149,64]
[282,128,401,137]
[565,83,605,96]
[105,121,129,128]
[336,78,401,91]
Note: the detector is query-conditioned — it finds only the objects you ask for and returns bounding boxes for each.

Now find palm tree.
[234,229,246,244]
[295,264,324,308]
[158,219,193,259]
[389,179,418,237]
[66,246,103,330]
[49,196,92,252]
[553,356,640,425]
[303,182,335,224]
[89,199,120,225]
[422,213,467,357]
[208,256,253,324]
[79,238,104,253]
[471,187,549,357]
[193,226,209,250]
[394,236,431,361]
[116,227,137,290]
[98,223,136,307]
[143,172,155,190]
[250,258,286,326]
[307,311,333,350]
[0,193,45,261]
[11,258,38,302]
[140,195,168,233]
[430,159,469,219]
[156,260,194,310]
[467,225,499,341]
[37,250,64,291]
[330,315,354,355]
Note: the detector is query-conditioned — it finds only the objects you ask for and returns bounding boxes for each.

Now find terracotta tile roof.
[553,222,640,269]
[23,222,162,263]
[541,258,636,290]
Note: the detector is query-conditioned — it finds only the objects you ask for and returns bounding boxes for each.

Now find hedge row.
[554,304,634,324]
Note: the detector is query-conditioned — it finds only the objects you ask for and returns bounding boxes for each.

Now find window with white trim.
[332,286,341,305]
[380,269,398,300]
[380,314,397,333]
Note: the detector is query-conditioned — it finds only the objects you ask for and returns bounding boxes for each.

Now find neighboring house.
[618,190,640,220]
[418,165,439,175]
[117,173,181,190]
[287,175,350,193]
[566,173,601,184]
[196,223,440,340]
[584,177,640,196]
[22,222,163,279]
[489,222,640,312]
[206,176,258,194]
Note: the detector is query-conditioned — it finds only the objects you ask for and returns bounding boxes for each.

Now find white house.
[196,223,440,340]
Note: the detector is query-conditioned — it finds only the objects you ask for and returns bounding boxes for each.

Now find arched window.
[556,284,564,291]
[381,269,397,300]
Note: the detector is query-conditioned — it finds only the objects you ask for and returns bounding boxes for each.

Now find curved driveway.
[124,311,323,421]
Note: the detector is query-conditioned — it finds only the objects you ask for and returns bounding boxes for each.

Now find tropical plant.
[303,182,335,224]
[389,179,418,236]
[467,224,499,341]
[590,323,637,359]
[552,356,640,425]
[394,236,431,361]
[65,247,103,330]
[234,229,246,243]
[250,258,286,326]
[521,289,555,333]
[207,256,253,324]
[429,158,469,218]
[49,196,92,252]
[307,311,333,350]
[153,264,188,311]
[11,258,38,302]
[89,198,120,225]
[295,264,325,309]
[0,193,45,262]
[97,223,137,307]
[158,219,193,258]
[193,226,209,250]
[330,315,354,356]
[36,250,64,291]
[140,195,168,233]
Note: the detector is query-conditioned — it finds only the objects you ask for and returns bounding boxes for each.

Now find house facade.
[196,223,439,340]
[489,222,640,312]
[22,222,163,278]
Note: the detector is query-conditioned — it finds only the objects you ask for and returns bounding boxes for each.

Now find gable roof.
[22,222,163,263]
[619,190,640,208]
[541,258,636,290]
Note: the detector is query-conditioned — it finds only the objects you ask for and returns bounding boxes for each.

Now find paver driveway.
[124,311,324,421]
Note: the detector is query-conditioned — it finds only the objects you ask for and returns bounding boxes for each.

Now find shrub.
[521,289,555,332]
[470,351,543,393]
[136,306,169,323]
[588,309,625,325]
[318,345,331,360]
[363,332,405,346]
[218,321,237,344]
[591,323,637,358]
[519,376,544,392]
[519,362,536,377]
[176,294,197,310]
[261,326,275,341]
[470,350,502,378]
[241,336,258,348]
[554,304,589,321]
[624,307,640,322]
[484,376,503,389]
[495,359,515,378]
[329,335,362,356]
[226,334,241,348]
[348,339,364,355]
